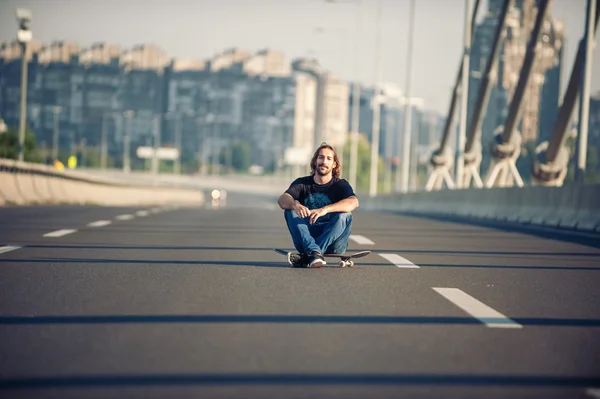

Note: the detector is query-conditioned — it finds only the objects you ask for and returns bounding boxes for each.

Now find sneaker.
[308,251,326,268]
[288,252,309,268]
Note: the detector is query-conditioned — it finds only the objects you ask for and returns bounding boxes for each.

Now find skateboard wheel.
[339,261,345,267]
[348,261,354,267]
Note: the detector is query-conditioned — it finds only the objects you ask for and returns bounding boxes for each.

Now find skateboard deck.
[274,248,371,268]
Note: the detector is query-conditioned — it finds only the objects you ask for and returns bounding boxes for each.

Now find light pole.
[164,111,184,174]
[399,0,417,193]
[16,8,32,162]
[349,1,362,189]
[575,0,597,182]
[455,0,472,189]
[100,112,108,169]
[51,106,61,161]
[204,113,215,175]
[369,0,384,197]
[151,114,161,175]
[212,115,220,175]
[0,119,7,158]
[318,0,362,186]
[174,112,182,174]
[123,110,133,173]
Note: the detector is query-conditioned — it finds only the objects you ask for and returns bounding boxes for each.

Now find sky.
[0,0,598,114]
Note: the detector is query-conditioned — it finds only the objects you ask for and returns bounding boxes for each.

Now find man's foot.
[288,252,309,268]
[308,251,326,268]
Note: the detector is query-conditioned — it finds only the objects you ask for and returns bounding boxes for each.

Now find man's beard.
[316,165,331,176]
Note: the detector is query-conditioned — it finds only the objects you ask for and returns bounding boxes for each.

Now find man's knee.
[284,209,300,220]
[329,212,352,225]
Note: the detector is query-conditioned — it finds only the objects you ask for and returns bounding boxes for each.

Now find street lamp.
[15,8,32,162]
[164,111,184,174]
[101,112,108,169]
[204,113,215,175]
[151,114,161,175]
[399,0,417,193]
[51,106,61,161]
[123,110,134,173]
[369,0,384,198]
[320,0,362,187]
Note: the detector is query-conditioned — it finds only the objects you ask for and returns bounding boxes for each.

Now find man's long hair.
[310,143,341,179]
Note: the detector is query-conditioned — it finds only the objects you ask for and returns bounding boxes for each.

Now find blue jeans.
[284,210,352,255]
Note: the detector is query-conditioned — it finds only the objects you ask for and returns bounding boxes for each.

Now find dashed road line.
[116,214,134,221]
[87,220,111,227]
[587,388,600,398]
[136,210,149,217]
[379,253,420,268]
[43,229,77,238]
[433,287,522,329]
[349,235,375,245]
[0,245,21,254]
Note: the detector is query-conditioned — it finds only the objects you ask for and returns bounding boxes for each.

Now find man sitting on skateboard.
[277,143,359,268]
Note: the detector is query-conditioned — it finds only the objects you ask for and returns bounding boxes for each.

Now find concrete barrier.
[0,171,25,205]
[361,184,600,232]
[0,159,205,207]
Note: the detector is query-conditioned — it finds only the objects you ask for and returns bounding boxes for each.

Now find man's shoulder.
[296,175,314,184]
[332,178,351,187]
[332,178,356,196]
[289,175,313,187]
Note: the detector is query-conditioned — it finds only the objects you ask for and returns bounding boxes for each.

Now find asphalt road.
[1,192,599,399]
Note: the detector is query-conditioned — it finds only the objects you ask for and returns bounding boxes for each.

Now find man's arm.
[278,193,311,218]
[323,196,359,214]
[277,193,297,210]
[308,196,359,224]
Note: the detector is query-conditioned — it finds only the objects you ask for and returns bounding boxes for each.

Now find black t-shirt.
[285,176,356,212]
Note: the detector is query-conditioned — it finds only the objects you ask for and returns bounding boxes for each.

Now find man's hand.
[294,202,311,218]
[309,207,328,224]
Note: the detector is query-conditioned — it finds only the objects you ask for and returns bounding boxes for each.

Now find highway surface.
[1,192,599,398]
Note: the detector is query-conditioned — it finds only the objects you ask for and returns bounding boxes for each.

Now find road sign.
[136,146,179,160]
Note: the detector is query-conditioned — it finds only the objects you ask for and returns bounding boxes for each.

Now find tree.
[341,134,385,193]
[584,144,600,183]
[0,127,42,163]
[229,141,252,172]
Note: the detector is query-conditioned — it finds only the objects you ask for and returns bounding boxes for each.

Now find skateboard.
[274,248,371,268]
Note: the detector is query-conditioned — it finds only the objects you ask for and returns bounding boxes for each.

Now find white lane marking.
[116,214,134,221]
[150,207,162,214]
[349,235,375,245]
[587,388,600,398]
[87,220,111,227]
[379,253,420,268]
[0,245,21,254]
[136,210,149,217]
[43,229,77,238]
[433,287,522,329]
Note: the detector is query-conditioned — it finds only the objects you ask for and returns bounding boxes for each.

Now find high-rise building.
[121,44,169,71]
[242,49,291,77]
[38,41,79,64]
[589,92,600,149]
[468,0,565,172]
[1,42,351,172]
[538,27,565,144]
[80,43,121,65]
[0,41,42,134]
[348,82,424,162]
[293,58,349,149]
